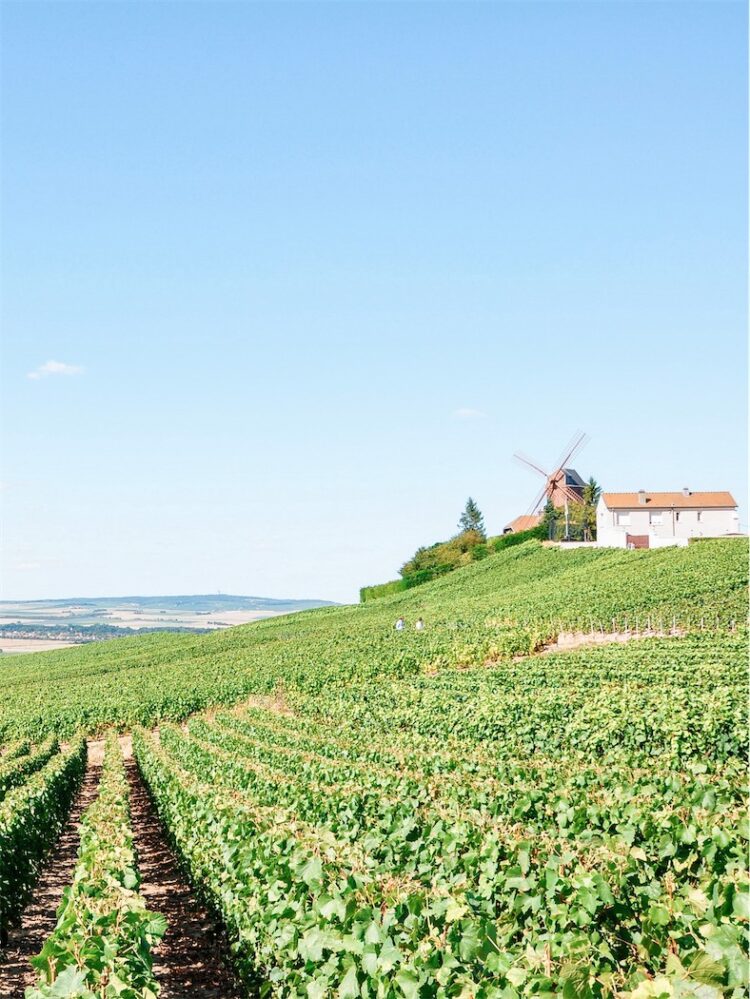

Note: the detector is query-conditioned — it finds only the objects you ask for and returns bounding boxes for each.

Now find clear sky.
[1,1,746,604]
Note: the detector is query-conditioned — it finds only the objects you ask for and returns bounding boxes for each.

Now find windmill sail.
[513,432,590,520]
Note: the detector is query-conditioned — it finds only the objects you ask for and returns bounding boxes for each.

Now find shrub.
[490,524,546,551]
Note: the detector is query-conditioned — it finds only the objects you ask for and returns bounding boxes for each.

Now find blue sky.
[1,1,746,603]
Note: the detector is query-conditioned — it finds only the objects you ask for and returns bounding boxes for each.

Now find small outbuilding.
[503,514,542,535]
[596,489,740,549]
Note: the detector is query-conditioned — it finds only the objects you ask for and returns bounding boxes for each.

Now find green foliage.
[0,539,746,741]
[490,524,547,551]
[0,536,747,996]
[0,741,85,937]
[542,478,602,542]
[556,477,602,542]
[289,633,747,762]
[0,735,58,802]
[360,578,410,603]
[2,739,31,761]
[400,529,485,577]
[582,476,602,507]
[539,499,557,536]
[132,627,748,994]
[363,563,461,601]
[27,733,165,999]
[580,476,602,541]
[458,496,486,537]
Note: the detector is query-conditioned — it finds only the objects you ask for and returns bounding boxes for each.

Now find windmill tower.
[513,431,590,539]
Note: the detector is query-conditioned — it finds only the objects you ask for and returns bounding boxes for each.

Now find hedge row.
[360,563,455,603]
[360,525,546,602]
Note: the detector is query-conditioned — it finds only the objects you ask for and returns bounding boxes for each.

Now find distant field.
[0,638,82,655]
[0,593,335,654]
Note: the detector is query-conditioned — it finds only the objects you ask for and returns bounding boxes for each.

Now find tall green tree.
[458,497,486,538]
[581,477,602,541]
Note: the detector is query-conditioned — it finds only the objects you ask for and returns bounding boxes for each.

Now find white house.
[596,489,740,548]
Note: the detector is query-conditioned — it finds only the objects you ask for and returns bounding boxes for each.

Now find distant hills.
[0,594,336,653]
[1,594,335,615]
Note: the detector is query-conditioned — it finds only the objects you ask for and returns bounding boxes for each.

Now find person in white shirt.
[395,617,405,631]
[415,618,425,631]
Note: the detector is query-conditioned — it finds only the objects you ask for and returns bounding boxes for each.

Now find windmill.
[513,431,590,539]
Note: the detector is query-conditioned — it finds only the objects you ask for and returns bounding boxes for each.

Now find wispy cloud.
[14,561,41,571]
[453,407,485,420]
[27,360,84,381]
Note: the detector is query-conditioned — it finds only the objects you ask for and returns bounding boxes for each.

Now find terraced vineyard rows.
[0,540,746,996]
[0,540,746,741]
[287,634,746,761]
[130,627,747,996]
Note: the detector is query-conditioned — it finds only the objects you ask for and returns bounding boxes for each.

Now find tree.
[581,477,602,541]
[458,497,486,538]
[539,499,557,540]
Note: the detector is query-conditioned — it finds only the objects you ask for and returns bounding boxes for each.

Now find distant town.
[0,594,335,655]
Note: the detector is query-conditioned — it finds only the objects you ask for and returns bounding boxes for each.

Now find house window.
[675,511,681,522]
[616,512,631,526]
[697,511,704,522]
[649,512,663,526]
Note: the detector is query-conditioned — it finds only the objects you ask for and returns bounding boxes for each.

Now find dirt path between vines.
[124,758,243,998]
[0,751,102,998]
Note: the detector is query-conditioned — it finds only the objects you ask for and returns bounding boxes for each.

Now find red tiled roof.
[505,514,542,532]
[601,491,737,510]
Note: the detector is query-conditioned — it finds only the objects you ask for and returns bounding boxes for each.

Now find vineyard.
[0,539,745,742]
[0,539,746,997]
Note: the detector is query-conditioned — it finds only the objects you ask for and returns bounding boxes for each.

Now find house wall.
[650,536,689,549]
[596,498,740,548]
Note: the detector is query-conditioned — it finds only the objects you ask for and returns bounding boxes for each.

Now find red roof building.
[597,489,740,549]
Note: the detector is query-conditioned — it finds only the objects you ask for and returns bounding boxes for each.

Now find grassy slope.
[0,538,746,740]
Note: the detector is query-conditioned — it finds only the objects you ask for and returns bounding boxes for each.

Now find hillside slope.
[1,539,747,995]
[0,538,746,740]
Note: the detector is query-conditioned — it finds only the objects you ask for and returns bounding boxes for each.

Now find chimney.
[682,487,690,497]
[638,490,647,505]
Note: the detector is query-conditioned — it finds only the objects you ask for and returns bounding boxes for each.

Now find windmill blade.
[526,481,550,517]
[551,432,581,473]
[552,430,586,474]
[513,451,548,479]
[553,430,589,476]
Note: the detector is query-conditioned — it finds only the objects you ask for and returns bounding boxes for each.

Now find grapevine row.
[26,733,166,998]
[0,740,86,939]
[0,539,745,741]
[135,682,749,996]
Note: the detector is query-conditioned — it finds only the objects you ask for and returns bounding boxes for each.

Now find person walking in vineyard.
[394,616,405,632]
[415,618,425,631]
